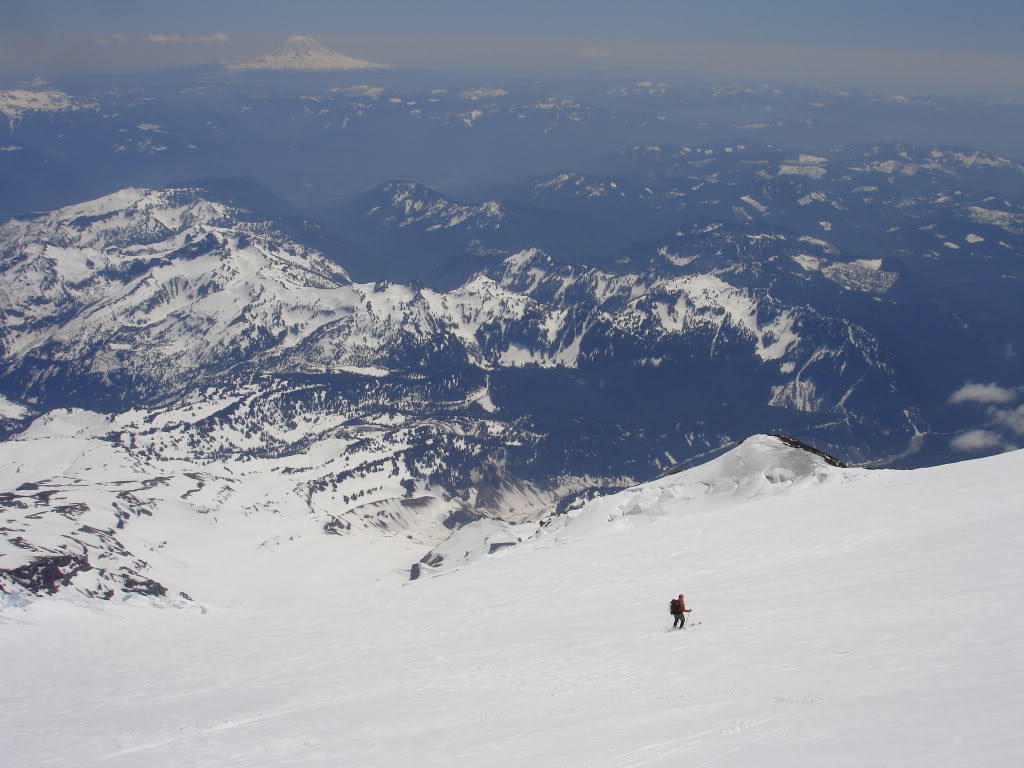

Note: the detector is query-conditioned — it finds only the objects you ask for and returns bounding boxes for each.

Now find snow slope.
[2,436,1021,766]
[0,393,31,420]
[0,395,532,601]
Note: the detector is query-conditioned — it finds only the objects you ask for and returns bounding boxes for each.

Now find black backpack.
[669,598,679,614]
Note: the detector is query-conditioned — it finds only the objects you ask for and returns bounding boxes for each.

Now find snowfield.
[2,435,1022,766]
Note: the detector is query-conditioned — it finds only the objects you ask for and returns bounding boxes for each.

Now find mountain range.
[1,60,1023,606]
[4,65,1024,219]
[2,155,1022,600]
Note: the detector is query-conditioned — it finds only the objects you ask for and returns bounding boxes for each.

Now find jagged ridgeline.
[2,164,1020,470]
[2,136,1023,600]
[0,183,922,466]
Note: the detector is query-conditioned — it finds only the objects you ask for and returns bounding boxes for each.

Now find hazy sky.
[2,0,1022,95]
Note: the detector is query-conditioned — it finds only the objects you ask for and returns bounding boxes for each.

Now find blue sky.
[2,0,1022,93]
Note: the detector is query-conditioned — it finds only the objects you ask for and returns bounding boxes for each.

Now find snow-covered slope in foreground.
[3,436,1022,766]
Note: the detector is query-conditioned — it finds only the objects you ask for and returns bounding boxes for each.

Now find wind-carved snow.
[228,36,391,71]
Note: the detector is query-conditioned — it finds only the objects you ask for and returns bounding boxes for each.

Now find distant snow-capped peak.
[228,36,391,71]
[0,186,356,384]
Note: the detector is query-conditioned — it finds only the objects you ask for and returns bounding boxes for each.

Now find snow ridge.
[1,186,896,426]
[415,434,860,575]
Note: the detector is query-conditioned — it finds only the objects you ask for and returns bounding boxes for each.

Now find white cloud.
[990,404,1024,435]
[948,382,1018,404]
[950,429,1005,453]
[144,33,230,44]
[95,34,127,46]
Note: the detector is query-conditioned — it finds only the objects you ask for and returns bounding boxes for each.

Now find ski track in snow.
[2,442,1023,766]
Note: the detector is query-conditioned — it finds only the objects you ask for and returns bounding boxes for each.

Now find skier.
[669,593,690,628]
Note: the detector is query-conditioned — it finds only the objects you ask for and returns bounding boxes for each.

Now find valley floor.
[3,446,1023,767]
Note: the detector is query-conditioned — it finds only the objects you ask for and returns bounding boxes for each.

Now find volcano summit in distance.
[227,36,392,71]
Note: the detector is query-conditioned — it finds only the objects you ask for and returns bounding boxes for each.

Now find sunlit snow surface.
[2,436,1022,766]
